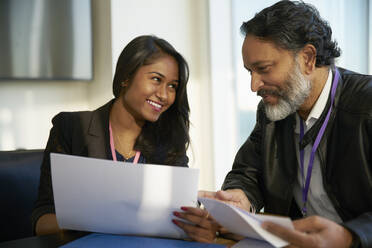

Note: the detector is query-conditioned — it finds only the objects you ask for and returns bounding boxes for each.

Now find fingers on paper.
[174,207,213,229]
[172,219,216,243]
[200,189,249,211]
[262,221,314,247]
[181,206,207,217]
[293,216,326,232]
[173,207,219,243]
[198,190,217,199]
[216,189,250,208]
[216,190,234,201]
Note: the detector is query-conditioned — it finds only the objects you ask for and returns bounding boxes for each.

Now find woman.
[32,35,191,235]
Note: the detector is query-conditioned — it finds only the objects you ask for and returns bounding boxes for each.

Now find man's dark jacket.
[222,67,372,247]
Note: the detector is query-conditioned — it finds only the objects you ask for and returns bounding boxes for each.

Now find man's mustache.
[257,89,284,97]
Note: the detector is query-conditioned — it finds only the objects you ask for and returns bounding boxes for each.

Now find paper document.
[198,197,293,248]
[51,153,199,239]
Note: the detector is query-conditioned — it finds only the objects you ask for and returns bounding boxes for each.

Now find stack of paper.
[51,153,199,239]
[198,197,293,248]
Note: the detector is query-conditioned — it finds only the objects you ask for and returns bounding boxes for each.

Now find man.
[197,1,372,247]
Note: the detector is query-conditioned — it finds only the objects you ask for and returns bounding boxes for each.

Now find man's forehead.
[242,35,291,66]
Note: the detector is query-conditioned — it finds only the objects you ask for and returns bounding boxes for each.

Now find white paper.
[51,153,199,239]
[198,197,293,247]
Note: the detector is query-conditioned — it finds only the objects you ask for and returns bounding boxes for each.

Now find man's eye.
[257,66,270,72]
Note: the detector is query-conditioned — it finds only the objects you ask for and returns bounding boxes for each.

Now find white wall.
[88,0,113,108]
[110,0,215,190]
[0,0,113,150]
[0,0,215,191]
[208,0,238,190]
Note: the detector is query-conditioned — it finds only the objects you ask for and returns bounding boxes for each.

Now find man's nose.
[251,72,264,92]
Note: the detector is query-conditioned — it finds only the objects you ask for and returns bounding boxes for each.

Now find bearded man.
[179,1,372,247]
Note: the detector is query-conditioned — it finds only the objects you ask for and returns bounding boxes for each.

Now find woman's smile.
[147,99,163,112]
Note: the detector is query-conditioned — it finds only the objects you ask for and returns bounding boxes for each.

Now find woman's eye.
[152,76,161,82]
[168,83,178,90]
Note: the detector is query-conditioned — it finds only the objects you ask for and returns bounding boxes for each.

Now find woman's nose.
[156,84,168,101]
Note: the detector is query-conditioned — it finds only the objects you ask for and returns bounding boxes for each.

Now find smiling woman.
[119,55,179,123]
[31,35,191,236]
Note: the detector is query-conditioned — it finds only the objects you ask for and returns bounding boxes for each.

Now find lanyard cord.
[109,122,140,164]
[299,68,340,215]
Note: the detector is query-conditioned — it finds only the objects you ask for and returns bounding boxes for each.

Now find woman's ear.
[119,80,130,96]
[301,44,317,75]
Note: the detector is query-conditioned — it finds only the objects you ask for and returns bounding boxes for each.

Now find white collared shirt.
[293,69,342,223]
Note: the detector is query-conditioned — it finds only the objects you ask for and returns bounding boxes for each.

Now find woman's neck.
[110,98,143,151]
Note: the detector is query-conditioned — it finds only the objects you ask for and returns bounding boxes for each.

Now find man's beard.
[259,60,311,121]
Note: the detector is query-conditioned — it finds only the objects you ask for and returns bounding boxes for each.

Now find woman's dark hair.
[241,0,341,67]
[112,35,190,165]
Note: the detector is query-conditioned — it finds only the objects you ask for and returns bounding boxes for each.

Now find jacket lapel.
[84,100,114,159]
[301,67,342,176]
[274,114,298,179]
[319,67,343,177]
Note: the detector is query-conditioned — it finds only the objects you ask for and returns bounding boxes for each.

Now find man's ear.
[301,44,317,75]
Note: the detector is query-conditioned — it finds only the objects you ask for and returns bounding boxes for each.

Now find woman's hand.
[35,213,62,236]
[172,206,220,243]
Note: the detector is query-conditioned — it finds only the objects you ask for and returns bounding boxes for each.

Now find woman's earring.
[121,81,127,87]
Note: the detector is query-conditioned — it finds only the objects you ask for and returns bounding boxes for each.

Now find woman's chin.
[144,114,161,123]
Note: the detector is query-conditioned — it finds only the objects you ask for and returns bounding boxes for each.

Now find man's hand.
[198,189,252,212]
[262,216,353,248]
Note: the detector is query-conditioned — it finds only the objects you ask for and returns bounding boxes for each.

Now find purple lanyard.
[299,68,340,216]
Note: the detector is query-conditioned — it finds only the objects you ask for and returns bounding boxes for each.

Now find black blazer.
[31,100,188,231]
